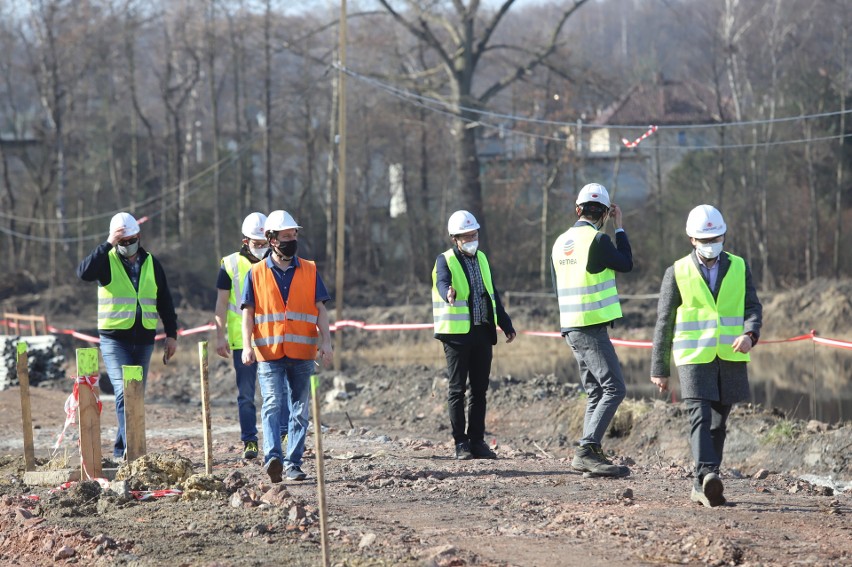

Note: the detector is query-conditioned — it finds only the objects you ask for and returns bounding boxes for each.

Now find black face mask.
[276,240,298,258]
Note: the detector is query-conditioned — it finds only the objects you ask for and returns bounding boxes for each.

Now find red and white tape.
[621,125,658,148]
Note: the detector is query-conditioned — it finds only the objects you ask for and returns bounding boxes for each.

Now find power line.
[342,65,852,150]
[340,64,852,132]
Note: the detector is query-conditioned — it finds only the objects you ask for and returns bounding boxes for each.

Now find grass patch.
[761,419,800,444]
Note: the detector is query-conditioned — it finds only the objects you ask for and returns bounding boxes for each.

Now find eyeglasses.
[118,237,139,246]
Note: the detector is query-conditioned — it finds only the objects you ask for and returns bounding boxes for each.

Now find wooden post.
[76,348,102,478]
[198,341,213,474]
[123,365,145,461]
[16,341,35,471]
[311,372,330,567]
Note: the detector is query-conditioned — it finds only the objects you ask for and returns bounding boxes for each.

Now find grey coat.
[650,250,762,404]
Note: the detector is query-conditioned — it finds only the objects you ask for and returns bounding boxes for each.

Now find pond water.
[604,341,852,424]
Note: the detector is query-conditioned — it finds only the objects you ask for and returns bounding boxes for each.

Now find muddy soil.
[0,280,851,566]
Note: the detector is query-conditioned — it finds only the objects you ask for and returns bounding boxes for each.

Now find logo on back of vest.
[563,240,575,256]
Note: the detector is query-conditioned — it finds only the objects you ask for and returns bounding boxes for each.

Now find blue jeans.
[232,349,289,444]
[565,326,626,447]
[257,357,314,468]
[99,336,155,458]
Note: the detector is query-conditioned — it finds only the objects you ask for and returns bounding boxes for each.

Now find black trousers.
[442,325,493,444]
[685,398,732,488]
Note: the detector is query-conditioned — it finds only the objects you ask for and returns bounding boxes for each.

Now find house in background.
[580,73,731,208]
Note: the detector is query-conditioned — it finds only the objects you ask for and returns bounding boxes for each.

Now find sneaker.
[470,440,497,459]
[702,472,726,507]
[455,441,473,460]
[286,465,307,481]
[243,441,259,460]
[571,445,629,477]
[265,457,283,483]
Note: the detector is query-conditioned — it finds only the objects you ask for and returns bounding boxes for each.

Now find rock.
[288,504,306,523]
[14,507,33,520]
[333,375,358,393]
[114,451,194,490]
[108,480,131,501]
[261,485,291,507]
[753,469,770,479]
[359,532,377,549]
[616,488,634,500]
[230,490,256,508]
[806,420,828,433]
[223,471,246,492]
[53,546,75,560]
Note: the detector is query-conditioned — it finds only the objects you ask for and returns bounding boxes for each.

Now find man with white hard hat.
[551,183,633,477]
[240,210,333,483]
[77,212,178,460]
[432,210,516,460]
[214,212,290,460]
[650,204,762,507]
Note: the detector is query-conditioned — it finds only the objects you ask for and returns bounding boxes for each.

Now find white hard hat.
[686,204,726,238]
[264,210,302,232]
[241,212,268,240]
[447,210,480,236]
[109,212,140,237]
[575,183,611,208]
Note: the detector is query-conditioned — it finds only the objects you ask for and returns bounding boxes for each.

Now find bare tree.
[374,0,589,245]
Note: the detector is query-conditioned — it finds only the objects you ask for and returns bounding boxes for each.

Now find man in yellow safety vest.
[77,212,178,460]
[432,210,516,460]
[650,204,762,507]
[214,212,289,460]
[551,183,632,478]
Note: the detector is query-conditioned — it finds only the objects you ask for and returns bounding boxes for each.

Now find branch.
[375,0,453,70]
[478,0,589,105]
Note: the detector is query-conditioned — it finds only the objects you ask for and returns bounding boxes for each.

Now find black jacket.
[433,247,514,346]
[77,242,178,345]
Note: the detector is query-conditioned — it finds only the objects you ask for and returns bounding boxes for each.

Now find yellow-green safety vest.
[432,250,496,334]
[551,225,622,328]
[222,252,254,350]
[97,249,158,330]
[672,253,750,365]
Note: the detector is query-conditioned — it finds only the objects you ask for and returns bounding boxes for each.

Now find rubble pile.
[0,336,66,391]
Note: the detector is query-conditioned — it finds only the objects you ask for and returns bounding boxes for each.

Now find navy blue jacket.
[77,242,178,344]
[551,220,633,332]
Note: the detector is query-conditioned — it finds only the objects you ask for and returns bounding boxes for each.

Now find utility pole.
[334,0,348,370]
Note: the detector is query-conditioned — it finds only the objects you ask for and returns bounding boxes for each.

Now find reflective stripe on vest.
[222,252,254,350]
[431,250,496,334]
[672,253,749,365]
[250,258,319,361]
[551,225,622,328]
[97,250,158,330]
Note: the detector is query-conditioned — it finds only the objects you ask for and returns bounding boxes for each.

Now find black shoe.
[265,457,283,483]
[455,441,473,460]
[470,440,497,459]
[702,472,726,507]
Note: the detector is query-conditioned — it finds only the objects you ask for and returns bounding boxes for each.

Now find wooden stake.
[76,348,102,478]
[123,365,145,461]
[198,341,213,474]
[16,342,35,472]
[311,372,330,567]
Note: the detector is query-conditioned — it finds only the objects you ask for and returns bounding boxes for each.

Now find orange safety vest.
[250,258,320,361]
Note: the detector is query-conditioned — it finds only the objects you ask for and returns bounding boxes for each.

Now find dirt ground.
[0,279,851,566]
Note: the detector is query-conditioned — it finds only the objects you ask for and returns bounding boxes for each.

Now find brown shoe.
[265,457,283,483]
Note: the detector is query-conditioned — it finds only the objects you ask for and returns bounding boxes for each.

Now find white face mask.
[117,241,139,257]
[460,240,479,256]
[696,242,723,259]
[249,246,268,261]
